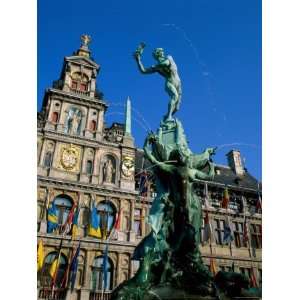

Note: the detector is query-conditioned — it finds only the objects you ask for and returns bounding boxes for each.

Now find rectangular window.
[214,219,225,245]
[233,222,247,248]
[71,81,77,89]
[258,269,262,286]
[219,266,232,272]
[250,224,262,249]
[80,83,87,91]
[134,209,142,236]
[134,220,142,236]
[240,267,251,279]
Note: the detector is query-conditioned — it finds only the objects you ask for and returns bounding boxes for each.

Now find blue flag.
[102,244,109,290]
[47,202,58,233]
[69,243,80,291]
[222,217,234,245]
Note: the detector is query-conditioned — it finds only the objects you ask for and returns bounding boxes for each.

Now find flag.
[243,218,249,245]
[102,244,109,290]
[47,202,58,233]
[50,240,63,280]
[139,171,148,197]
[221,187,229,209]
[222,216,234,244]
[72,206,80,239]
[49,257,60,279]
[202,210,212,243]
[61,204,77,235]
[204,183,210,207]
[209,258,217,276]
[114,208,122,231]
[88,201,101,238]
[69,243,81,291]
[250,267,258,288]
[256,194,262,213]
[37,240,45,272]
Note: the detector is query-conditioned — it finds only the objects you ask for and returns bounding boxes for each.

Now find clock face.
[60,146,79,170]
[121,156,134,178]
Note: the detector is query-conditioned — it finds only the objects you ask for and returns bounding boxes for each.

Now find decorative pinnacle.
[125,96,132,136]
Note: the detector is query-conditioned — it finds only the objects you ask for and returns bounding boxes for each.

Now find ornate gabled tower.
[40,34,107,141]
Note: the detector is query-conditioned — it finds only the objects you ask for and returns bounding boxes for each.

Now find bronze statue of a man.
[134,43,182,122]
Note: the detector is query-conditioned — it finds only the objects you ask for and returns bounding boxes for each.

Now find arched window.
[44,152,53,168]
[53,195,73,226]
[86,160,93,175]
[90,120,97,131]
[51,112,59,123]
[40,252,68,287]
[97,202,116,237]
[91,256,113,291]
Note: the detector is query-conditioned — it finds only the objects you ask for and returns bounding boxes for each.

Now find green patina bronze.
[111,45,261,300]
[133,43,182,122]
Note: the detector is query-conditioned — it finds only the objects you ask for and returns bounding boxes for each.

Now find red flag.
[256,196,262,213]
[221,188,229,209]
[61,204,77,235]
[114,208,123,230]
[250,267,258,288]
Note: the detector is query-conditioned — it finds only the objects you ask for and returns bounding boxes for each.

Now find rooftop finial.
[77,34,91,58]
[81,34,91,47]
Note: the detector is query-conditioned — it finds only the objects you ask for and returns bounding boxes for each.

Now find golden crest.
[121,156,134,178]
[60,144,80,171]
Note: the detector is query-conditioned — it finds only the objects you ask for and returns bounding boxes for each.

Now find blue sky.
[38,0,261,179]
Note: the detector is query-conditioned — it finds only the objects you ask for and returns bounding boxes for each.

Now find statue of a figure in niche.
[103,159,115,183]
[71,110,81,134]
[133,43,182,122]
[66,108,82,135]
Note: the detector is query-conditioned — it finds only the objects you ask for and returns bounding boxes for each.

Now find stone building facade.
[37,37,261,300]
[37,37,152,300]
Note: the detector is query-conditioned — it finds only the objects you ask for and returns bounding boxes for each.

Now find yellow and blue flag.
[47,202,58,233]
[37,239,45,272]
[72,207,80,239]
[88,201,101,238]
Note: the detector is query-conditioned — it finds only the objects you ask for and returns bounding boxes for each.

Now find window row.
[44,195,144,237]
[39,251,114,291]
[204,219,262,249]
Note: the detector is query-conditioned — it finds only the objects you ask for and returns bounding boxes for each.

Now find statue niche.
[65,107,82,135]
[103,155,116,184]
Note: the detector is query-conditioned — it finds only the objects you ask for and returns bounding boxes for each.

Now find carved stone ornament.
[60,144,80,171]
[121,156,134,178]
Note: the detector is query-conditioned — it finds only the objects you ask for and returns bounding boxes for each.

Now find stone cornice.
[47,88,108,109]
[37,233,136,251]
[37,175,139,198]
[40,129,123,149]
[195,179,261,194]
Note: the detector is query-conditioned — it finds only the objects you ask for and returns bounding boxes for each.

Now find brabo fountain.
[111,44,261,300]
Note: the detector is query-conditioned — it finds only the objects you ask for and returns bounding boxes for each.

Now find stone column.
[96,109,104,140]
[84,107,93,139]
[129,199,136,242]
[92,149,100,185]
[39,187,53,233]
